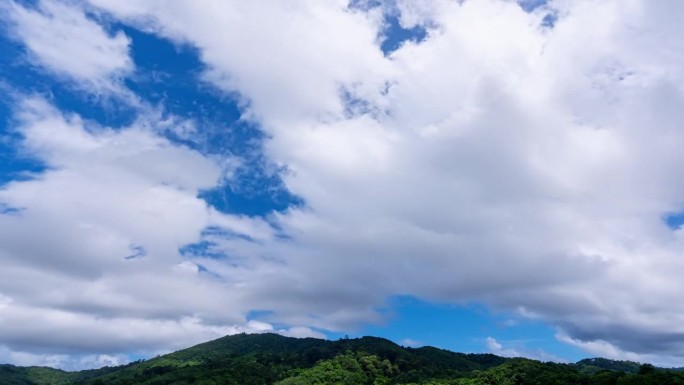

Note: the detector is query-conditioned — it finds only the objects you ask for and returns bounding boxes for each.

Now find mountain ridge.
[1,333,682,384]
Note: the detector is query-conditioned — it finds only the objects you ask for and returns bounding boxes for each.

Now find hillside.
[1,333,683,385]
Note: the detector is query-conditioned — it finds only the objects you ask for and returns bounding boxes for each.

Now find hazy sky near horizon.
[2,0,684,370]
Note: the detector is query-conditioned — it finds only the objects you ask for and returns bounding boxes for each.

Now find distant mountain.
[575,357,643,374]
[1,333,682,384]
[575,357,684,375]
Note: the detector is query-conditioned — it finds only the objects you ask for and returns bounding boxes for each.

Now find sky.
[1,0,684,371]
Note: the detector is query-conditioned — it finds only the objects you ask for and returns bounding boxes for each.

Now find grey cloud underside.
[2,0,684,368]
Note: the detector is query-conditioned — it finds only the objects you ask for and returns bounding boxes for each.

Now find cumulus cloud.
[0,97,287,365]
[2,0,684,369]
[0,0,132,91]
[85,0,392,124]
[0,346,129,371]
[281,327,327,340]
[486,336,564,362]
[486,337,520,358]
[555,332,684,368]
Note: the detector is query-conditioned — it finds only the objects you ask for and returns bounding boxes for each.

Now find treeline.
[1,333,683,385]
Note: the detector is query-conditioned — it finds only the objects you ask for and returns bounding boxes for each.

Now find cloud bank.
[2,0,684,368]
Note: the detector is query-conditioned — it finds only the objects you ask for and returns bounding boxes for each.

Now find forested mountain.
[1,333,683,385]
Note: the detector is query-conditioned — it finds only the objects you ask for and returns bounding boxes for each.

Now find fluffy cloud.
[85,0,392,124]
[556,332,684,368]
[486,336,564,362]
[0,97,297,365]
[0,346,129,371]
[1,0,132,90]
[2,0,684,368]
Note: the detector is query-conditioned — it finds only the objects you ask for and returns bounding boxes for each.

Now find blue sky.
[1,0,684,371]
[326,297,586,363]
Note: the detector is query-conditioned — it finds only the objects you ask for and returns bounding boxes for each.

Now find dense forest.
[2,333,684,385]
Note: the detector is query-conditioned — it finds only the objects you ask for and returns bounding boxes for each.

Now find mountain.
[575,358,643,375]
[1,333,683,385]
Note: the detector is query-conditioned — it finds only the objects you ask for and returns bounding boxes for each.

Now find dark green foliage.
[575,358,642,375]
[467,358,587,385]
[0,364,75,385]
[587,370,625,385]
[2,333,684,385]
[275,351,394,385]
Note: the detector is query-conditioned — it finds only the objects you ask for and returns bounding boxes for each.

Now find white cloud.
[556,332,684,368]
[280,327,327,339]
[0,97,278,367]
[76,0,684,357]
[0,346,130,371]
[400,338,423,348]
[486,336,565,362]
[1,0,684,368]
[85,0,392,125]
[1,0,132,90]
[485,337,509,355]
